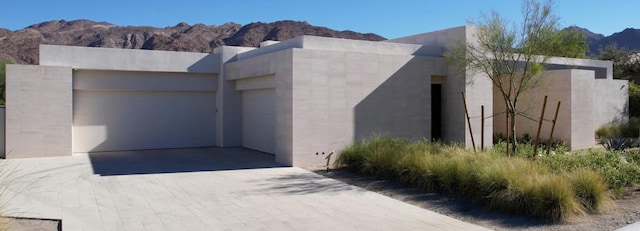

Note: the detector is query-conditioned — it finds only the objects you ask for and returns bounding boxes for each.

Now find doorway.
[431,84,442,141]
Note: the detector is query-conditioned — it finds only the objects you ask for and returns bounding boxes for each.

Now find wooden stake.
[533,95,548,158]
[546,101,561,156]
[461,92,477,153]
[481,105,485,152]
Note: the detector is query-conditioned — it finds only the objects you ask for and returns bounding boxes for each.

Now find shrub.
[565,169,610,212]
[492,141,568,158]
[595,120,640,138]
[536,150,640,195]
[630,82,640,117]
[337,136,612,222]
[601,137,630,151]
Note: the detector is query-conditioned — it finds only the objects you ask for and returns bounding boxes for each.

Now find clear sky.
[2,0,638,39]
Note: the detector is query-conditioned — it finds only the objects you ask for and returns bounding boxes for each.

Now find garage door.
[72,70,217,153]
[242,88,275,154]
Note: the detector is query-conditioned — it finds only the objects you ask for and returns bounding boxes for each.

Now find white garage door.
[242,89,275,154]
[72,70,217,153]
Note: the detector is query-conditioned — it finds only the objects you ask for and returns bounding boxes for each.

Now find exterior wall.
[461,71,495,149]
[72,70,217,153]
[6,65,72,158]
[0,107,4,158]
[40,45,220,73]
[214,46,255,147]
[493,70,573,148]
[396,26,493,148]
[593,79,628,126]
[290,48,447,166]
[226,49,294,165]
[492,69,623,150]
[570,70,596,149]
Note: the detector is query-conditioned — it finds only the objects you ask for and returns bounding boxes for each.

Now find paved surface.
[617,222,640,231]
[0,147,489,231]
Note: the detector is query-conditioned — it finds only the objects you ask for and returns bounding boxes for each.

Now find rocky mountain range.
[568,26,640,55]
[0,20,385,65]
[0,20,638,65]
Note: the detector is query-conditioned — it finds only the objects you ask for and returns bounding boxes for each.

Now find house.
[4,26,627,166]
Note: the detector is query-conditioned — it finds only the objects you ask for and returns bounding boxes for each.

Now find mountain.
[569,26,640,55]
[0,20,386,65]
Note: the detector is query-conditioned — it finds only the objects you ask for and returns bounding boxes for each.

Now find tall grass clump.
[337,136,611,222]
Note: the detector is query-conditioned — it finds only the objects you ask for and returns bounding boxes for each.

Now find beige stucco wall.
[289,49,448,166]
[492,69,627,150]
[6,65,72,158]
[226,49,294,165]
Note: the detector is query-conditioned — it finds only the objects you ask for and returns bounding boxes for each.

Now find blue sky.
[2,0,638,39]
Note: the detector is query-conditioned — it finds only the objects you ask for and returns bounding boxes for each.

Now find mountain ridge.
[568,26,640,55]
[1,20,638,65]
[0,19,386,65]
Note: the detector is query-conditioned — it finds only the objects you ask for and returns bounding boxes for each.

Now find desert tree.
[445,0,586,154]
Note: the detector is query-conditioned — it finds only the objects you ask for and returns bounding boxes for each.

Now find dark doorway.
[431,84,442,140]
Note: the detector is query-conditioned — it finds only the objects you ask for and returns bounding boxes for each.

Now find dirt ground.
[314,168,640,231]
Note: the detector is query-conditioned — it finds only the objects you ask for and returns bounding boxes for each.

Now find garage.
[72,70,217,153]
[241,88,276,154]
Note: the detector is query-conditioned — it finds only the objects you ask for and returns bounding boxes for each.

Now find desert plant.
[596,120,640,138]
[537,150,640,195]
[566,169,610,212]
[338,136,611,222]
[601,137,630,151]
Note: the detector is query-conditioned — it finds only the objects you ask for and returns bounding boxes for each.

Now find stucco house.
[3,26,627,167]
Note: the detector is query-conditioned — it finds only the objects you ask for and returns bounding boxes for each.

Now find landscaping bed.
[335,136,640,223]
[315,168,640,231]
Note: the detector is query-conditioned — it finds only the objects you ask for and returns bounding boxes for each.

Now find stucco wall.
[40,45,220,73]
[6,65,72,158]
[290,48,448,166]
[0,107,4,158]
[493,70,573,148]
[593,79,628,126]
[492,69,619,150]
[225,49,294,165]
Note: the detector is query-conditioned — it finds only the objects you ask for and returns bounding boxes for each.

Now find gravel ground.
[313,168,640,231]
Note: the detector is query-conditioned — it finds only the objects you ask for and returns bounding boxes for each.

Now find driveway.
[0,147,488,230]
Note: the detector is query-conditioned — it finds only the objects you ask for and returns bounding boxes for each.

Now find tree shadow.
[242,171,367,196]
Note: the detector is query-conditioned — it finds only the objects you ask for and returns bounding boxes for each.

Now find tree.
[445,0,586,154]
[597,44,640,80]
[0,59,11,105]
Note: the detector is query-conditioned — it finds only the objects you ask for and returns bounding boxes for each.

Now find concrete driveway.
[0,147,488,231]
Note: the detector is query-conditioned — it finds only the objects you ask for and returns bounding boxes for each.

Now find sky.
[2,0,638,39]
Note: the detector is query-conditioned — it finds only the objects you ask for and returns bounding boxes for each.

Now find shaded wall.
[290,49,448,166]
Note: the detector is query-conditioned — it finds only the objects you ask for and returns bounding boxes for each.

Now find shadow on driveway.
[88,147,286,176]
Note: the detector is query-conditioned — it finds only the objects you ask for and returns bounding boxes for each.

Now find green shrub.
[536,150,640,195]
[492,141,568,158]
[629,82,640,117]
[596,120,640,138]
[337,136,612,222]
